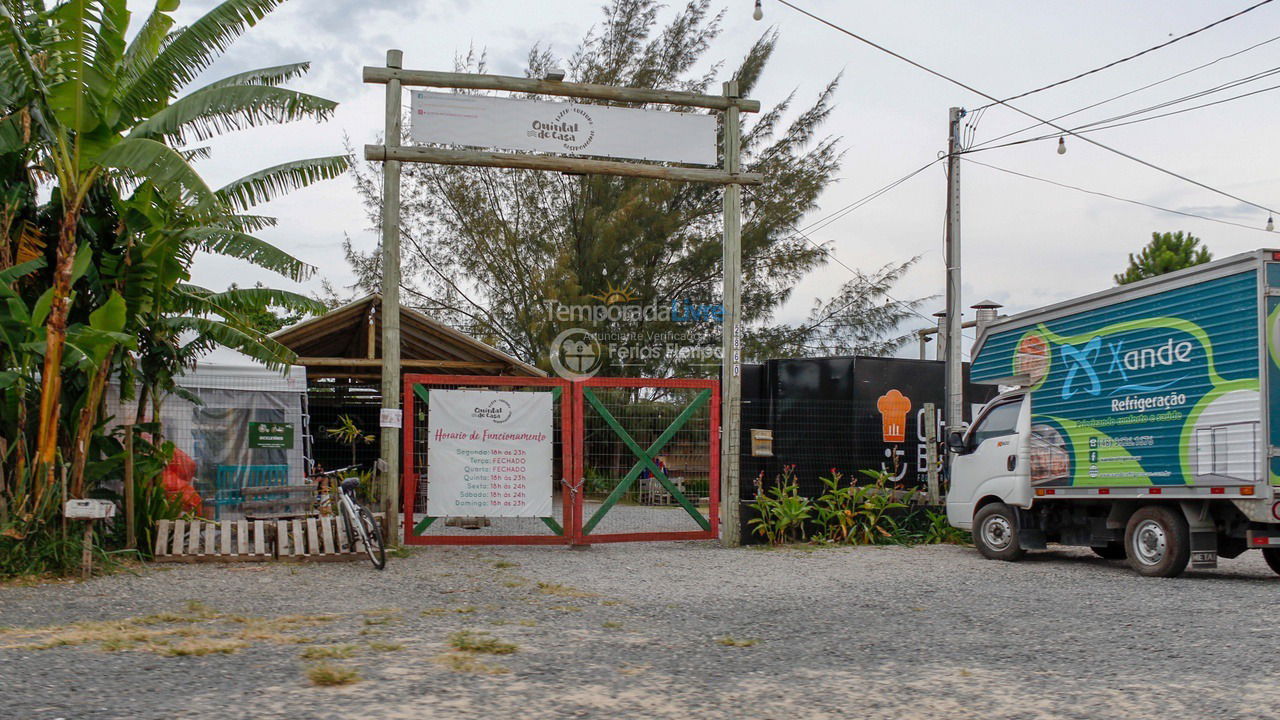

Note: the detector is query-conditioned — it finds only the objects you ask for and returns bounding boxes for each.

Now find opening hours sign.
[426,389,554,518]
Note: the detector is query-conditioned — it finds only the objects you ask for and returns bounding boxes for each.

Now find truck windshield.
[970,401,1021,446]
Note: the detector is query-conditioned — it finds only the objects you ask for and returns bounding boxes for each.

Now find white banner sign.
[426,389,554,518]
[410,90,718,166]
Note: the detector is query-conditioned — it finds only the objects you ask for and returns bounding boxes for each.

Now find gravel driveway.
[2,542,1278,720]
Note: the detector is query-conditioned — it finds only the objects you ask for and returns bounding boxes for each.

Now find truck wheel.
[1263,548,1280,576]
[973,503,1025,561]
[1124,506,1190,578]
[1091,542,1126,560]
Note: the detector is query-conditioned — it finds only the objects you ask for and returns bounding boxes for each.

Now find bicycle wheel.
[356,506,386,570]
[339,500,358,552]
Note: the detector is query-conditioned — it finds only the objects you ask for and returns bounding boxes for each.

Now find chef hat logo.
[876,389,912,443]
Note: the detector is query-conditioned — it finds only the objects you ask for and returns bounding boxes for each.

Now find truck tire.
[1124,506,1190,578]
[973,503,1025,561]
[1091,542,1126,560]
[1263,548,1280,576]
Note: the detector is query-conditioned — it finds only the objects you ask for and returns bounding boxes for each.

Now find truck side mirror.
[946,430,969,454]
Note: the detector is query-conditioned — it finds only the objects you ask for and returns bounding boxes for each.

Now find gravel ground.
[2,542,1279,720]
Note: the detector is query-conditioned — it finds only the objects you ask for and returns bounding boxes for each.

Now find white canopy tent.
[105,352,309,519]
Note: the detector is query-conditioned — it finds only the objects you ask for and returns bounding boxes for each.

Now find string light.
[1268,215,1275,232]
[753,0,763,21]
[1056,137,1066,155]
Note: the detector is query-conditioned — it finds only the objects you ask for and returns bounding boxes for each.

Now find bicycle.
[311,465,385,569]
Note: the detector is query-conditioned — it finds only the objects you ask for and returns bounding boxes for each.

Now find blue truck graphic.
[949,250,1280,577]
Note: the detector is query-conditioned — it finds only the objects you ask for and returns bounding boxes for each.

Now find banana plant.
[0,0,348,501]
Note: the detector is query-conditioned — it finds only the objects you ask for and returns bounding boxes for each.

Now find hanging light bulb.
[1268,215,1275,232]
[753,0,764,21]
[1056,137,1067,155]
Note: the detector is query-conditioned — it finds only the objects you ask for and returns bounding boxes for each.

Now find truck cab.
[945,390,1031,533]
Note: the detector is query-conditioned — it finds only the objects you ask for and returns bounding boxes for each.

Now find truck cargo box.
[969,250,1280,494]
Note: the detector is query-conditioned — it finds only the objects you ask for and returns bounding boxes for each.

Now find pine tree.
[1115,232,1212,285]
[343,0,928,374]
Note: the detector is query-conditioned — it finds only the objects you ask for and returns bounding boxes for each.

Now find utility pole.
[945,107,965,436]
[721,80,743,547]
[380,49,403,544]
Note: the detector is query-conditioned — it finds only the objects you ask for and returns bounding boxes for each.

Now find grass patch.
[493,560,518,569]
[535,581,598,598]
[452,606,478,614]
[1,609,333,656]
[602,622,623,630]
[160,639,246,657]
[362,616,396,626]
[448,630,518,655]
[548,605,582,612]
[517,619,537,627]
[433,652,510,675]
[503,580,525,588]
[300,644,358,659]
[368,641,404,652]
[716,636,759,648]
[306,662,361,686]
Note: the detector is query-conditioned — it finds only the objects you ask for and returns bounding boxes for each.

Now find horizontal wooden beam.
[295,357,508,371]
[362,67,760,113]
[364,145,763,186]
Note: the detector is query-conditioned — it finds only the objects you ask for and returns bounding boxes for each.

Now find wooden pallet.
[153,515,369,563]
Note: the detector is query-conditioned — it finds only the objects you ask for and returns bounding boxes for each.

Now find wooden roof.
[272,294,544,378]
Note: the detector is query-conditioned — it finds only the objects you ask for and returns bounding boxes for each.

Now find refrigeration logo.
[1059,335,1192,400]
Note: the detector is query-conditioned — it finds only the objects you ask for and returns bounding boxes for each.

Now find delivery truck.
[947,249,1280,577]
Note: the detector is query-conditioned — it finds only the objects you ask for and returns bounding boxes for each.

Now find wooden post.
[720,80,743,547]
[379,49,404,545]
[124,425,136,550]
[81,519,93,579]
[924,403,940,505]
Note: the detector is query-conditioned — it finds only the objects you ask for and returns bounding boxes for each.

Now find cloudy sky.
[155,0,1280,360]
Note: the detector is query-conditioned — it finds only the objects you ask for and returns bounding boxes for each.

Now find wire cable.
[743,186,975,354]
[961,157,1274,233]
[967,0,1276,112]
[969,33,1280,150]
[968,78,1280,153]
[772,0,1279,217]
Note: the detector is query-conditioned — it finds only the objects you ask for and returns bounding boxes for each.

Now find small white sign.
[64,499,117,519]
[410,91,718,166]
[379,408,403,428]
[426,389,554,518]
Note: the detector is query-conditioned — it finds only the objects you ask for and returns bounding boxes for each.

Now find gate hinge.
[1269,447,1280,458]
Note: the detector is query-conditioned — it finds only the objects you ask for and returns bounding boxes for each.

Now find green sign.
[248,422,294,449]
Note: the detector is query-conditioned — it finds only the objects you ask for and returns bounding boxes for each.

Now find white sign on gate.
[410,90,718,166]
[426,389,554,518]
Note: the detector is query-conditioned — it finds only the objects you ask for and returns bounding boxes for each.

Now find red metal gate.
[401,374,718,545]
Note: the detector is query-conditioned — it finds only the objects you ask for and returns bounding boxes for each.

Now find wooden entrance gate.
[401,375,718,545]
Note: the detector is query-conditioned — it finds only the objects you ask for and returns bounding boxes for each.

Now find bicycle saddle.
[340,477,361,493]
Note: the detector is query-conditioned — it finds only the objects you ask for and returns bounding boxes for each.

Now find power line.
[797,158,941,236]
[743,186,975,354]
[969,33,1280,150]
[968,78,1280,153]
[968,0,1276,111]
[772,0,1279,216]
[961,156,1274,233]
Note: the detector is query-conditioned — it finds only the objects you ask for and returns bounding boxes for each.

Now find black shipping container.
[737,356,997,542]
